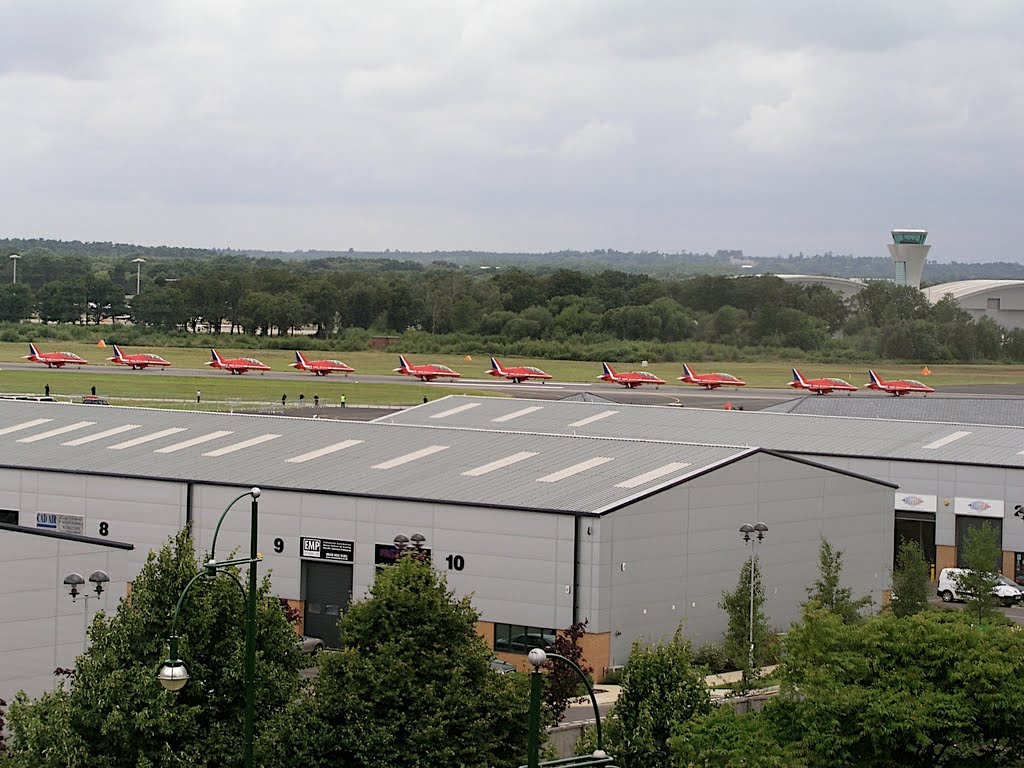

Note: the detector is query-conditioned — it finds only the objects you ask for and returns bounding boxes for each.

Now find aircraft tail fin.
[209,349,223,365]
[111,344,124,359]
[489,356,503,373]
[682,363,695,379]
[868,369,881,385]
[792,368,806,385]
[294,350,307,366]
[398,355,412,371]
[602,362,617,377]
[28,343,39,358]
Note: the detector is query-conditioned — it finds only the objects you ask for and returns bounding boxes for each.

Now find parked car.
[508,633,556,654]
[489,657,517,674]
[937,567,1024,606]
[81,395,110,405]
[296,635,325,655]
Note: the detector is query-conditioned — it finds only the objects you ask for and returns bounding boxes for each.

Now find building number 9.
[273,538,284,553]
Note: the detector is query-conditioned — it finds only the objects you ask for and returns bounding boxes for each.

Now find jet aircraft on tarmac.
[598,362,665,388]
[108,344,172,370]
[485,357,552,383]
[290,351,354,376]
[678,364,746,389]
[394,355,462,382]
[22,343,87,368]
[866,370,935,396]
[205,349,271,375]
[789,368,857,395]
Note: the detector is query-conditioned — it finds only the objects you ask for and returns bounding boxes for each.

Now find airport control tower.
[888,229,930,288]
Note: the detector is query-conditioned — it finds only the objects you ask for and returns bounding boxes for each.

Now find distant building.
[773,274,867,299]
[924,280,1024,330]
[888,229,930,288]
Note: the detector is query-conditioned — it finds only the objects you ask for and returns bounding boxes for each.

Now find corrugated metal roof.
[381,395,1024,468]
[924,280,1024,303]
[765,395,1024,428]
[0,400,757,515]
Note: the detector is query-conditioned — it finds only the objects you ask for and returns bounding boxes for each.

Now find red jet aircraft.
[485,357,552,383]
[678,364,746,389]
[108,344,172,370]
[205,349,271,375]
[23,343,87,368]
[789,368,857,395]
[394,355,462,382]
[598,362,666,388]
[290,351,354,376]
[866,370,935,396]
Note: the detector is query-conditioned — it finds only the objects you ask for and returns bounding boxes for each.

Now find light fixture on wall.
[63,570,110,653]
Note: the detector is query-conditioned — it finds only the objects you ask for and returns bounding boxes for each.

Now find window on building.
[493,623,557,654]
[988,297,1001,310]
[0,509,18,525]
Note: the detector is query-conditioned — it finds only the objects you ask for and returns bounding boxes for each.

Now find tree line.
[2,245,1023,363]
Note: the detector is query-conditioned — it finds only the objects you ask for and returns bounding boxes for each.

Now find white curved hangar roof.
[774,274,867,297]
[924,280,1024,303]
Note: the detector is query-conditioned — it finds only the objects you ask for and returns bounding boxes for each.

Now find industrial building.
[0,398,896,701]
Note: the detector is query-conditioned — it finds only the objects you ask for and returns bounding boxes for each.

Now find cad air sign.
[36,512,84,535]
[301,537,354,563]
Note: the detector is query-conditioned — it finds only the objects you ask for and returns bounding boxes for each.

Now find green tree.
[772,608,1024,766]
[259,556,530,768]
[5,529,302,768]
[957,520,1003,622]
[890,538,930,617]
[719,555,769,679]
[0,283,34,322]
[804,537,871,623]
[583,629,709,768]
[669,704,801,768]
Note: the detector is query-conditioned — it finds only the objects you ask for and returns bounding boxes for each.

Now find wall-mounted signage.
[301,537,354,563]
[894,493,937,512]
[954,497,1004,519]
[36,512,84,535]
[374,543,431,566]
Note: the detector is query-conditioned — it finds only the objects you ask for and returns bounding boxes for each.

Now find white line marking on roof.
[492,406,543,423]
[155,431,235,454]
[923,431,973,450]
[17,421,97,443]
[537,456,614,482]
[286,439,364,464]
[462,451,539,477]
[202,434,281,457]
[0,418,53,436]
[615,462,693,488]
[108,427,188,450]
[63,424,142,446]
[430,403,481,419]
[372,445,449,469]
[568,411,618,427]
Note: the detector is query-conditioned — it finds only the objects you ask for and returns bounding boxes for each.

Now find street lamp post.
[739,522,768,676]
[158,487,262,768]
[523,648,618,768]
[132,257,146,294]
[9,253,20,283]
[63,570,110,653]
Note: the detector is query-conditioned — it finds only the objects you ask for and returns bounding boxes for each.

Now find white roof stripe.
[492,406,543,423]
[286,439,364,464]
[615,462,693,488]
[462,451,539,477]
[923,431,973,450]
[568,411,618,428]
[62,424,142,446]
[202,433,281,457]
[0,418,53,436]
[17,421,97,443]
[537,456,614,482]
[372,445,449,469]
[155,431,235,454]
[108,427,188,450]
[429,403,481,419]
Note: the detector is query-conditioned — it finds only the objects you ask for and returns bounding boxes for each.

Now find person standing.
[44,384,50,397]
[282,393,287,408]
[340,394,346,408]
[91,385,97,396]
[299,393,305,406]
[314,394,319,407]
[196,390,201,403]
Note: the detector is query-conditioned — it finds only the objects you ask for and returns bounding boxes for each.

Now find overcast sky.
[2,1,1022,261]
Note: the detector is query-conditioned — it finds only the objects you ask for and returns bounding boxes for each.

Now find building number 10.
[446,554,465,571]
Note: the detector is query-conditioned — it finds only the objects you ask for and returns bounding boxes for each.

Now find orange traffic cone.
[97,339,107,348]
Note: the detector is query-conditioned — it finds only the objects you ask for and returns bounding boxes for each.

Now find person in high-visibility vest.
[340,394,346,408]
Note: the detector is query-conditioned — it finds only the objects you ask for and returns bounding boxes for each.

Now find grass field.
[3,340,1023,406]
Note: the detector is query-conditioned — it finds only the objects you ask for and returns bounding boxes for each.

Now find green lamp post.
[158,487,262,768]
[522,647,619,768]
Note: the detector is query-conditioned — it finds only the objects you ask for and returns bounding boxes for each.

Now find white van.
[937,567,1024,606]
